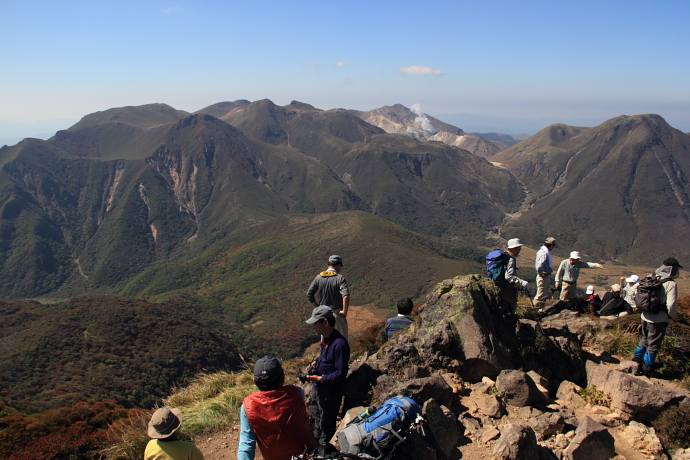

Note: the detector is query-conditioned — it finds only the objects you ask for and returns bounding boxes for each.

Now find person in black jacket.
[597,284,633,318]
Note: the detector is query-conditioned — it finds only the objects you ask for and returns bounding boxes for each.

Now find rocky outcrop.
[586,360,688,422]
[562,416,616,460]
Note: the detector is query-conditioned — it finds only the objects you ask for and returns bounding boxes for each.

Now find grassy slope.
[120,211,483,358]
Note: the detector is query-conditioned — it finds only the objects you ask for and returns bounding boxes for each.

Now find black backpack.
[634,275,669,314]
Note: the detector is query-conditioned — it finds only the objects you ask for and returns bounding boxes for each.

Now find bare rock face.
[423,399,459,458]
[586,360,688,422]
[372,373,453,408]
[562,416,616,460]
[556,381,586,409]
[527,412,564,441]
[496,369,546,407]
[621,421,664,458]
[493,423,539,460]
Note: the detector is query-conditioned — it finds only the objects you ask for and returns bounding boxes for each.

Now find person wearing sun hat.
[632,257,682,376]
[238,356,315,460]
[554,251,604,301]
[144,407,204,460]
[620,274,640,308]
[534,237,557,310]
[501,238,529,312]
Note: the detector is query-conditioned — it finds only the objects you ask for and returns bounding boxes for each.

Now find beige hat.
[569,251,581,259]
[148,407,182,439]
[507,238,523,249]
[611,284,622,292]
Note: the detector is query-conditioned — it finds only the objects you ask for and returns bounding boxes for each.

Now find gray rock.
[373,373,454,408]
[459,414,481,438]
[497,369,545,407]
[404,365,430,380]
[423,399,459,458]
[528,412,564,440]
[493,423,539,460]
[562,416,616,460]
[586,360,689,422]
[480,394,507,419]
[540,310,596,338]
[556,380,586,409]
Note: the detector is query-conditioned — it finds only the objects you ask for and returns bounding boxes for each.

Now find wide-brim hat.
[569,251,582,259]
[507,238,523,249]
[148,407,182,439]
[611,284,621,292]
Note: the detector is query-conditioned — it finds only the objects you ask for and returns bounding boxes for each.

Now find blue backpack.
[338,395,422,459]
[486,249,510,288]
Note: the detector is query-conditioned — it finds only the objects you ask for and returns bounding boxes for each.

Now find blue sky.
[1,0,689,139]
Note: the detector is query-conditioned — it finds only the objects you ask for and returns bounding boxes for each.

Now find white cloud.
[398,65,442,76]
[164,6,184,14]
[334,60,350,68]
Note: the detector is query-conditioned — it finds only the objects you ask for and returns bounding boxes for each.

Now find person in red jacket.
[237,356,315,460]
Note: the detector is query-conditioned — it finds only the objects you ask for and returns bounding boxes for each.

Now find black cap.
[663,257,683,268]
[254,356,283,383]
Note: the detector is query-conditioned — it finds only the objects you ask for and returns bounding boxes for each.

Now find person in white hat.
[554,251,603,301]
[501,238,530,312]
[620,274,640,308]
[144,407,204,460]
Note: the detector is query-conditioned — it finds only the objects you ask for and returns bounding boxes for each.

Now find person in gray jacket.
[633,258,681,376]
[307,255,350,340]
[554,251,603,301]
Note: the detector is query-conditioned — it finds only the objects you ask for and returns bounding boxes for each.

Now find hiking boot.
[633,362,644,376]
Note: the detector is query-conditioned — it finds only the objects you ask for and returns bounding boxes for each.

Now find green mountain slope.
[0,296,241,413]
[120,211,484,358]
[493,115,690,264]
[0,101,522,299]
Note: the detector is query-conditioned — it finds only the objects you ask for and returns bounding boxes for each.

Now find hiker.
[305,305,350,452]
[384,297,414,340]
[584,285,602,313]
[237,356,315,460]
[306,255,350,340]
[633,258,682,376]
[502,238,530,312]
[144,407,204,460]
[534,237,557,310]
[597,284,633,318]
[620,274,640,309]
[554,251,603,301]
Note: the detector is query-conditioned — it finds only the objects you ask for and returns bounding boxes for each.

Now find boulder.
[373,373,453,408]
[341,354,383,408]
[423,399,459,458]
[496,369,545,407]
[556,380,586,409]
[562,416,616,460]
[493,423,539,460]
[586,360,688,422]
[527,412,564,441]
[621,421,664,458]
[479,394,507,419]
[540,310,596,338]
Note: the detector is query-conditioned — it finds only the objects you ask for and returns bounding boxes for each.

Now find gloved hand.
[521,280,529,289]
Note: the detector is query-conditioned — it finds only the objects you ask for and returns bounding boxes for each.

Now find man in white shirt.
[534,237,556,310]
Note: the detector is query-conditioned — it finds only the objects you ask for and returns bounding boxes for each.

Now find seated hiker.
[145,407,204,460]
[597,284,633,318]
[384,297,414,340]
[584,285,602,313]
[620,274,640,309]
[238,356,315,460]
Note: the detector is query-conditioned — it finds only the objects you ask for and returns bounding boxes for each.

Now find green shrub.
[578,385,610,407]
[652,404,690,451]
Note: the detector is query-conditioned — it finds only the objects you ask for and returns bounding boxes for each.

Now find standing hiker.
[620,274,640,309]
[306,255,350,340]
[554,251,603,301]
[534,237,556,310]
[502,238,529,312]
[632,258,682,376]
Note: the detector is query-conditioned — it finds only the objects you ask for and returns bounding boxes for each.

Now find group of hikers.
[143,245,683,460]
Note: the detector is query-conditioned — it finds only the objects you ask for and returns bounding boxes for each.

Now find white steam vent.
[410,103,438,134]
